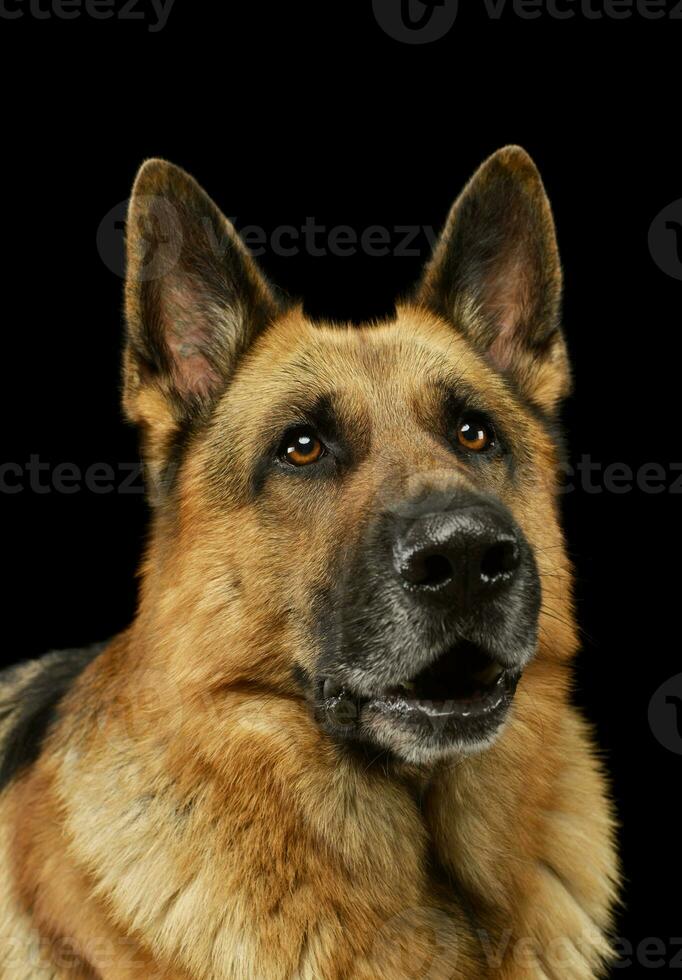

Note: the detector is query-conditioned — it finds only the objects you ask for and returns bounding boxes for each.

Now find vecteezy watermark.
[372,0,459,44]
[374,0,682,43]
[370,915,682,973]
[0,0,176,32]
[0,457,147,495]
[558,456,682,495]
[479,0,682,19]
[5,926,682,974]
[5,454,682,497]
[477,930,682,971]
[96,198,439,280]
[649,673,682,755]
[611,936,682,969]
[649,199,682,280]
[4,932,174,976]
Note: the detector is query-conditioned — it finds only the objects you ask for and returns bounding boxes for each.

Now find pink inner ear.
[163,279,223,400]
[168,333,221,399]
[484,256,529,373]
[487,318,518,374]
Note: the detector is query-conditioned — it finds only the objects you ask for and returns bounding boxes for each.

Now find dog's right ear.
[124,159,280,496]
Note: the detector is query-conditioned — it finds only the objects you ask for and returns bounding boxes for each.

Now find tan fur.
[0,151,619,978]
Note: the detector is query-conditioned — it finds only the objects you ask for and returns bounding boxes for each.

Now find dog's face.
[124,148,574,766]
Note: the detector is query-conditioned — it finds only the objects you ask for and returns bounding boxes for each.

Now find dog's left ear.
[415,146,570,412]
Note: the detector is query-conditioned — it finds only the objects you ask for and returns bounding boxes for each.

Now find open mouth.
[318,642,520,750]
[370,641,516,719]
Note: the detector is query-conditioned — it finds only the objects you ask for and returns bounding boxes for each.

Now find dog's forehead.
[234,305,503,410]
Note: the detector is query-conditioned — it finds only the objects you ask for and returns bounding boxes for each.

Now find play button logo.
[373,0,459,43]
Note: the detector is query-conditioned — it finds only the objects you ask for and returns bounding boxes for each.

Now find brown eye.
[283,428,326,466]
[456,415,495,453]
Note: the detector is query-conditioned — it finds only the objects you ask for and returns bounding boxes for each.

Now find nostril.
[480,539,519,584]
[402,552,453,589]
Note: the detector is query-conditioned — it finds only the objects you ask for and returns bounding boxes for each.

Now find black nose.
[394,504,521,603]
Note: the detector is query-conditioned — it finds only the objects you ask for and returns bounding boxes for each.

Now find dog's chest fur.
[0,644,615,978]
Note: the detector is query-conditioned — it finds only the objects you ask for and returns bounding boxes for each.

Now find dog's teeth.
[323,678,342,700]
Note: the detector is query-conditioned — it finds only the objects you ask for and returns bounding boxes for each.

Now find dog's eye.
[281,428,326,467]
[456,415,495,453]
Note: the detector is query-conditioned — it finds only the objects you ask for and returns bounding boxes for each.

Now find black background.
[1,1,679,972]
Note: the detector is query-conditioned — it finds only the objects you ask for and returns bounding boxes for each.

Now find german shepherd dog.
[0,148,618,978]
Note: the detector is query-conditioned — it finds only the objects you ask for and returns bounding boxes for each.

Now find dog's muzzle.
[312,489,541,763]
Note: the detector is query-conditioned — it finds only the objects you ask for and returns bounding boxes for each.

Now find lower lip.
[367,671,513,721]
[317,671,520,745]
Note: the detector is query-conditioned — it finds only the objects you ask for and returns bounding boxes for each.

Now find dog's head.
[124,147,575,766]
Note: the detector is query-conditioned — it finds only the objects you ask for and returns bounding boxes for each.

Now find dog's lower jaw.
[360,708,516,767]
[317,692,517,766]
[313,649,526,765]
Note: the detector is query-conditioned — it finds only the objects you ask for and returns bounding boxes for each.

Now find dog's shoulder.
[0,642,107,791]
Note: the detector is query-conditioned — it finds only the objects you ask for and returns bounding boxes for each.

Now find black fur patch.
[0,642,107,791]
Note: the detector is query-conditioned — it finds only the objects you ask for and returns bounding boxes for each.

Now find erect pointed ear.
[123,159,280,496]
[415,146,570,413]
